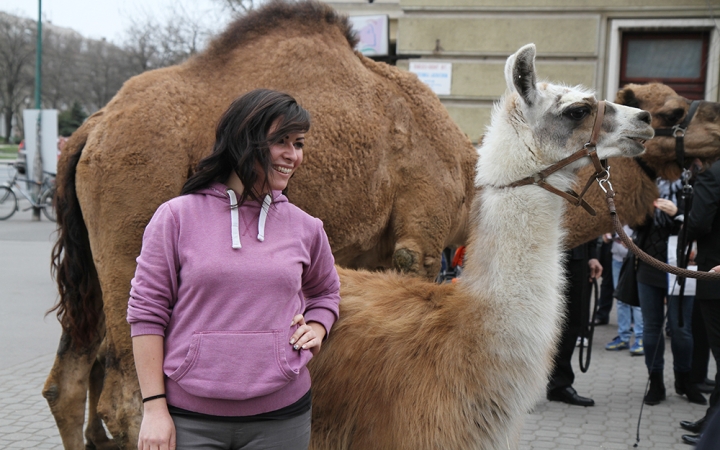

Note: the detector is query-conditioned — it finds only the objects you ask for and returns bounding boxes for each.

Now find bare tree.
[212,0,257,15]
[0,13,35,143]
[122,4,215,72]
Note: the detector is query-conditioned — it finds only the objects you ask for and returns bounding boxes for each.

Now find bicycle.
[0,162,56,221]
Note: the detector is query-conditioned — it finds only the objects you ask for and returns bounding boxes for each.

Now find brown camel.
[43,2,476,448]
[42,2,720,448]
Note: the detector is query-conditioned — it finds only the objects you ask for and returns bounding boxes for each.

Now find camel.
[305,43,653,448]
[42,2,477,448]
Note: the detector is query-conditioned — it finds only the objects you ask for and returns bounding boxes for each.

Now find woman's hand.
[653,198,678,216]
[710,265,720,273]
[290,314,327,355]
[138,400,176,450]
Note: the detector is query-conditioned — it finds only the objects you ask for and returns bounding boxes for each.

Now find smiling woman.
[127,89,340,450]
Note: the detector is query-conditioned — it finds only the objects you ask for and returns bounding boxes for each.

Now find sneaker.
[605,336,629,351]
[629,339,644,356]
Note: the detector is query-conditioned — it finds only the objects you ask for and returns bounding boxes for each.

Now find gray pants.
[170,409,311,450]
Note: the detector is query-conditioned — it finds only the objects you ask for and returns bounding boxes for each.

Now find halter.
[652,100,702,172]
[506,100,608,216]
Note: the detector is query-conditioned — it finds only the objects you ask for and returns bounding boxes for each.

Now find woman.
[127,89,341,450]
[637,178,705,406]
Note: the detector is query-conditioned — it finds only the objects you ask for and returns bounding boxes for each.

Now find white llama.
[307,43,654,449]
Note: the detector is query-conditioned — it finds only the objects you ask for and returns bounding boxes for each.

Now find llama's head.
[477,43,654,189]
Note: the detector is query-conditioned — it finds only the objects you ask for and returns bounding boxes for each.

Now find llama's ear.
[505,44,538,106]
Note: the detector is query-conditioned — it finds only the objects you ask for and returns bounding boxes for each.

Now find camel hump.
[201,0,358,63]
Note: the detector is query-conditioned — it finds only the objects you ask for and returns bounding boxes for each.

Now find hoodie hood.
[198,182,289,249]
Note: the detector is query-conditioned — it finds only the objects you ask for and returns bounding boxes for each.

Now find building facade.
[329,0,720,143]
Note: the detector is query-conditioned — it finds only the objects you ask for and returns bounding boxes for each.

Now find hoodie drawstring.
[227,189,272,248]
[257,194,272,242]
[227,189,242,249]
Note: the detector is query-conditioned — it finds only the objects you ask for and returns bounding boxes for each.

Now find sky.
[0,0,227,44]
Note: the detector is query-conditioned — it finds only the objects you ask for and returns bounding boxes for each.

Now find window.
[620,32,709,100]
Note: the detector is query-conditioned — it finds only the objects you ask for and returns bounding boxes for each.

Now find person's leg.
[607,259,631,350]
[632,305,644,341]
[691,298,711,386]
[595,242,614,324]
[638,282,666,405]
[235,410,311,450]
[698,298,720,418]
[171,412,234,450]
[668,295,694,372]
[669,295,707,404]
[639,282,665,373]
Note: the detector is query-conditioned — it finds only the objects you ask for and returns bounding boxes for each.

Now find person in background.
[605,226,644,356]
[636,178,705,406]
[127,90,341,450]
[547,241,602,407]
[679,159,720,446]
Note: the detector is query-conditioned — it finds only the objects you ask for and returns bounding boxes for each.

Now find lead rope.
[598,174,720,281]
[577,276,599,373]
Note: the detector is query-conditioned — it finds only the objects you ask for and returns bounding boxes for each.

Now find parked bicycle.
[0,162,56,221]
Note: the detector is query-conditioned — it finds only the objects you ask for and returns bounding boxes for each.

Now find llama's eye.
[564,107,590,121]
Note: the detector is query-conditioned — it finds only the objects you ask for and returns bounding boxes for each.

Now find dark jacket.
[686,159,720,300]
[635,179,684,289]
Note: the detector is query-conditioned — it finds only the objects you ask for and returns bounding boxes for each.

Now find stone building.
[328,0,720,143]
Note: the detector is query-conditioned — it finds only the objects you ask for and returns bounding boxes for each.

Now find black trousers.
[548,249,591,391]
[698,297,720,418]
[595,241,614,322]
[691,298,711,384]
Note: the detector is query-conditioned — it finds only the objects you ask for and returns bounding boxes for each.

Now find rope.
[604,192,720,281]
[577,277,598,373]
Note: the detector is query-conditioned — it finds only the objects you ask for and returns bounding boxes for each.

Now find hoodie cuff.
[304,307,337,339]
[129,322,166,338]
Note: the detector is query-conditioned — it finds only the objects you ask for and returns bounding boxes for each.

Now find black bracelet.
[142,394,166,403]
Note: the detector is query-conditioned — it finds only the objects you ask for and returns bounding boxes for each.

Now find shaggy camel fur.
[42,1,476,448]
[307,44,653,448]
[562,83,720,246]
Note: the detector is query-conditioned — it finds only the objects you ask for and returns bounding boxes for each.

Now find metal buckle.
[596,166,612,193]
[672,125,686,138]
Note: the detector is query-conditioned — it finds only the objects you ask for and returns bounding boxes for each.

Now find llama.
[307,43,653,449]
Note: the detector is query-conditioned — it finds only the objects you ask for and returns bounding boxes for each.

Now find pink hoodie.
[127,182,340,416]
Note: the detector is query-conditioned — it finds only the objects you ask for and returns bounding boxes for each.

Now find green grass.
[0,144,18,160]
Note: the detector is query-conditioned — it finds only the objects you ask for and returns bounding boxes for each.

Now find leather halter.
[505,100,608,216]
[652,100,702,171]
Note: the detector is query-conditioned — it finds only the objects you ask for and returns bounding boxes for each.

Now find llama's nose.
[638,111,651,125]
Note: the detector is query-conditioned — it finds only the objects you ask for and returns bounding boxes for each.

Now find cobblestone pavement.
[0,210,715,449]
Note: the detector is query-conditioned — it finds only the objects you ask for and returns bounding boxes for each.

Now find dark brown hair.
[181,89,311,204]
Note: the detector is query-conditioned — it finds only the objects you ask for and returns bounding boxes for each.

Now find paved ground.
[0,206,715,449]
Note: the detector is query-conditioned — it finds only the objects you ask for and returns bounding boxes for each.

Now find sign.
[409,62,452,96]
[22,109,58,180]
[349,15,389,57]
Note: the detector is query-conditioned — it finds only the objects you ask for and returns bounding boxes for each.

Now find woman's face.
[254,128,305,193]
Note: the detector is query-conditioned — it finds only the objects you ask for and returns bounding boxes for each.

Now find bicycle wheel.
[0,186,18,220]
[40,188,56,222]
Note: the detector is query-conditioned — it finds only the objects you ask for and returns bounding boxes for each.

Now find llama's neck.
[462,182,568,332]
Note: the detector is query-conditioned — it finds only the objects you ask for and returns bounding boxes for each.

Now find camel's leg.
[84,340,117,450]
[43,331,101,450]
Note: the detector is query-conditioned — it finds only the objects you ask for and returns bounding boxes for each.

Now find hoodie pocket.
[168,330,301,401]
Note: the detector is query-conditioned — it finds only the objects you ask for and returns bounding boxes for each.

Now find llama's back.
[308,268,523,449]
